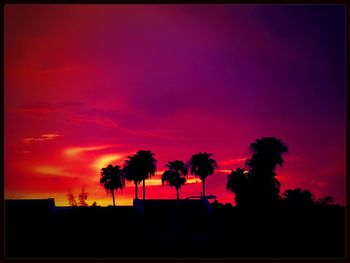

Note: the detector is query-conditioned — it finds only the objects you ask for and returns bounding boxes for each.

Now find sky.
[4,4,345,206]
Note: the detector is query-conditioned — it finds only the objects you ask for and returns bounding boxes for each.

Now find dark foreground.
[5,199,345,258]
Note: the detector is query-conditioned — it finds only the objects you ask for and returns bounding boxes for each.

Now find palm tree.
[246,137,288,174]
[189,152,218,198]
[123,150,157,200]
[162,160,188,200]
[226,168,248,207]
[136,150,156,200]
[123,155,141,200]
[100,164,125,206]
[245,137,288,206]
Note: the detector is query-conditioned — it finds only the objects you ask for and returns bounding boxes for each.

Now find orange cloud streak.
[64,145,114,157]
[33,165,72,177]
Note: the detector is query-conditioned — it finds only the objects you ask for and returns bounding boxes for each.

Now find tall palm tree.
[123,155,142,200]
[162,160,188,200]
[123,150,157,200]
[245,137,288,206]
[136,150,156,200]
[246,137,288,174]
[189,152,218,198]
[100,164,125,206]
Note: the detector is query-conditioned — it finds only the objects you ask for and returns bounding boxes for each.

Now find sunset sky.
[4,4,345,206]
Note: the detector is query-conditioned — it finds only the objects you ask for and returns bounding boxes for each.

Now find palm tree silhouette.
[246,137,288,172]
[162,160,188,200]
[100,164,125,206]
[123,150,156,200]
[245,137,288,206]
[189,152,218,198]
[123,155,142,200]
[226,168,248,207]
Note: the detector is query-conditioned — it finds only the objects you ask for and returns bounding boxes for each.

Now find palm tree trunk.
[202,178,205,198]
[176,188,179,200]
[143,179,145,200]
[112,190,115,206]
[135,182,138,199]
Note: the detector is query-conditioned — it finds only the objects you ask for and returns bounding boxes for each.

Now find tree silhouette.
[245,137,288,207]
[317,195,335,206]
[123,150,156,200]
[100,164,125,206]
[162,160,188,200]
[282,188,315,208]
[123,155,142,200]
[136,150,157,200]
[67,189,77,207]
[189,152,218,198]
[226,168,249,207]
[78,188,88,206]
[225,137,288,207]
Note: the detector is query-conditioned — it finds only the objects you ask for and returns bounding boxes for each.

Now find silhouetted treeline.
[99,150,219,205]
[98,137,339,209]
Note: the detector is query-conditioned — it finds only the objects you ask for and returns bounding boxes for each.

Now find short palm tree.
[226,168,248,207]
[162,160,188,200]
[100,164,125,206]
[189,152,218,198]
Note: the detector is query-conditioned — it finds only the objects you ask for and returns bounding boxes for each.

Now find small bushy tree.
[67,189,77,207]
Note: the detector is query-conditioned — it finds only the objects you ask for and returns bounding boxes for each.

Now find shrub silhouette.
[67,189,77,207]
[78,188,88,206]
[317,195,335,206]
[282,188,315,208]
